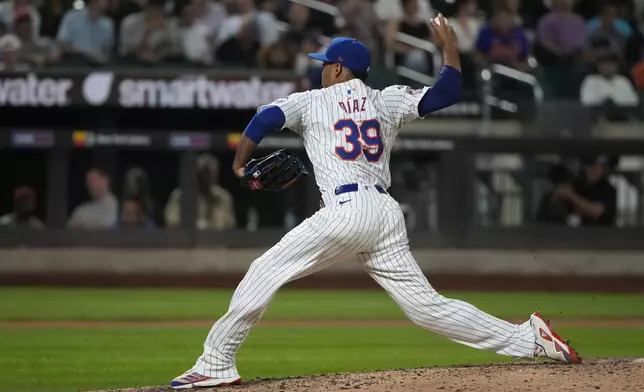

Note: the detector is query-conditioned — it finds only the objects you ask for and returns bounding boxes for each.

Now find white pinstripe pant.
[193,185,535,378]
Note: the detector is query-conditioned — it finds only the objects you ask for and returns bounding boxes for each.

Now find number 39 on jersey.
[334,118,383,163]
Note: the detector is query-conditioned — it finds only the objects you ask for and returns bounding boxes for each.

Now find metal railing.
[490,63,543,102]
[387,32,441,84]
[479,62,544,135]
[289,0,340,17]
[286,0,544,119]
[287,0,438,85]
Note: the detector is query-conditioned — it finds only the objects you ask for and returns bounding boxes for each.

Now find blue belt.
[335,184,387,195]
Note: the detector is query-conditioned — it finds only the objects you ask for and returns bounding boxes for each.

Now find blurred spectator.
[113,197,156,229]
[632,59,644,90]
[283,3,316,51]
[120,0,180,64]
[164,154,236,230]
[534,0,586,97]
[450,0,484,88]
[283,4,320,75]
[192,0,227,38]
[586,2,633,62]
[500,0,522,26]
[450,0,484,54]
[0,0,41,38]
[38,0,64,38]
[258,0,279,16]
[587,1,633,40]
[580,52,639,111]
[519,0,549,28]
[108,0,145,21]
[0,34,30,70]
[474,6,530,70]
[306,0,337,37]
[563,155,617,226]
[215,0,280,66]
[0,186,44,229]
[294,33,321,77]
[175,0,213,65]
[57,0,115,65]
[535,163,574,225]
[338,0,381,60]
[68,168,118,229]
[15,12,60,67]
[264,41,295,69]
[536,0,586,64]
[386,0,432,74]
[122,167,160,225]
[106,0,144,45]
[636,1,644,36]
[375,0,434,22]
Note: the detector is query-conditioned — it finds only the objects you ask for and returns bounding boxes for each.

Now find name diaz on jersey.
[338,97,367,114]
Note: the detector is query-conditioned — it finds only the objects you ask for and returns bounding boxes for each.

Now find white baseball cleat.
[531,312,582,364]
[170,371,241,389]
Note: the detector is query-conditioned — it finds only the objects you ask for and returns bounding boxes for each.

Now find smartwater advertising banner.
[0,68,528,124]
[0,69,297,109]
[0,69,508,119]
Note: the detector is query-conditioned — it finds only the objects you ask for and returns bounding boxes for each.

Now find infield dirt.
[100,358,643,392]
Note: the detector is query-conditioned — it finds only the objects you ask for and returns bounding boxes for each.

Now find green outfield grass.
[0,288,643,392]
[1,326,643,392]
[1,288,644,321]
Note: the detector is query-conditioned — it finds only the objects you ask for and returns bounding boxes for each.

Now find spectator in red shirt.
[0,186,44,228]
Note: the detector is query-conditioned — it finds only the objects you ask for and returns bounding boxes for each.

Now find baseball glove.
[240,149,309,191]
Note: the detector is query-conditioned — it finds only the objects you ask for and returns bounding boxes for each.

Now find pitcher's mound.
[102,358,643,392]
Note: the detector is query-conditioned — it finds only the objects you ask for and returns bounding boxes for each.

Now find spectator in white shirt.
[450,0,484,88]
[385,0,432,73]
[374,0,434,22]
[192,0,227,38]
[120,0,180,63]
[0,34,30,71]
[580,53,640,108]
[450,0,484,54]
[175,0,213,65]
[68,168,119,229]
[15,12,60,67]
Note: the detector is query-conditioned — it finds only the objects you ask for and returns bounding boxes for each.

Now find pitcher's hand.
[430,14,458,52]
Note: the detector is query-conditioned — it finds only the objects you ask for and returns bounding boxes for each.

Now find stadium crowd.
[0,0,642,230]
[1,153,238,230]
[0,0,641,96]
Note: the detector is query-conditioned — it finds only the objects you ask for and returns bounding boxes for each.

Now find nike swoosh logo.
[339,200,351,205]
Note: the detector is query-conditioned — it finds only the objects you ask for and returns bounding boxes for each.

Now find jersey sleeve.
[258,91,310,135]
[381,85,431,126]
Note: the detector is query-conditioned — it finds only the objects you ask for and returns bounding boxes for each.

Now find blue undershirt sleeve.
[417,66,463,117]
[242,105,287,144]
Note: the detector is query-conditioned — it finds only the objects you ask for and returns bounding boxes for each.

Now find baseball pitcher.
[171,14,580,389]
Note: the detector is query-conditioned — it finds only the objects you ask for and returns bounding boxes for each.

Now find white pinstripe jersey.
[263,79,429,193]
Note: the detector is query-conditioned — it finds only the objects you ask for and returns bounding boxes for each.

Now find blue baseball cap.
[308,37,371,74]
